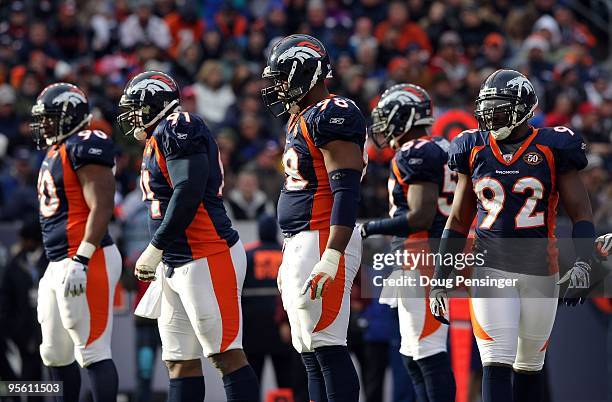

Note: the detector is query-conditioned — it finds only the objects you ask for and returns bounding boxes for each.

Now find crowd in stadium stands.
[0,1,610,400]
[0,0,610,227]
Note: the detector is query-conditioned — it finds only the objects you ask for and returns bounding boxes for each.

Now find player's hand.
[358,222,371,238]
[595,233,612,259]
[135,243,163,282]
[63,257,88,297]
[429,287,450,325]
[301,249,341,300]
[557,260,591,306]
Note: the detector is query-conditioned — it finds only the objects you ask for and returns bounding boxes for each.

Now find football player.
[32,83,120,402]
[262,35,366,401]
[360,84,456,402]
[429,69,595,402]
[118,71,259,402]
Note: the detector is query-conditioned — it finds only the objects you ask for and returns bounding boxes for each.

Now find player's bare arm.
[77,164,115,248]
[430,172,476,323]
[444,172,477,234]
[557,168,596,305]
[360,182,438,238]
[558,169,593,224]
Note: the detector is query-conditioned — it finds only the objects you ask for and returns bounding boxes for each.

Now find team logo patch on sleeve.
[523,151,543,165]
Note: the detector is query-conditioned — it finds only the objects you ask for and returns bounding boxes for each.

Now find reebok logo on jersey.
[408,158,423,165]
[329,117,345,124]
[176,132,188,140]
[495,170,520,175]
[523,151,543,165]
[88,148,103,155]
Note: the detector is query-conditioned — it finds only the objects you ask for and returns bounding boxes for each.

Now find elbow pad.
[328,169,361,227]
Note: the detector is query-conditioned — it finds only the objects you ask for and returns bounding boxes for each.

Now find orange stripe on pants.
[86,249,109,346]
[208,249,240,352]
[314,230,345,333]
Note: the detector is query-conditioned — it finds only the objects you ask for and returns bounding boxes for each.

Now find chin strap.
[133,99,180,140]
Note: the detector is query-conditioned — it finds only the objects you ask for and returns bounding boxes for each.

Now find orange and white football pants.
[278,228,362,353]
[395,269,449,360]
[158,241,246,360]
[38,245,121,367]
[469,267,559,372]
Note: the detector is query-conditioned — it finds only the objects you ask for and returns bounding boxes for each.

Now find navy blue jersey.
[277,95,367,235]
[141,112,238,267]
[388,136,457,239]
[448,126,587,274]
[38,130,115,261]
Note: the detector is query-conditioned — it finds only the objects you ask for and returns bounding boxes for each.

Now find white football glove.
[63,259,88,297]
[429,287,450,325]
[595,233,612,258]
[557,260,591,289]
[301,249,341,300]
[135,243,163,282]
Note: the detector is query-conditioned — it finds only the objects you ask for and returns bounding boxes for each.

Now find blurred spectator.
[0,219,45,399]
[164,2,205,59]
[0,85,19,142]
[119,0,171,50]
[90,3,117,55]
[458,4,499,59]
[429,31,469,90]
[374,1,431,55]
[18,20,61,62]
[244,141,284,202]
[475,33,508,70]
[53,2,86,61]
[0,148,38,222]
[194,60,235,127]
[214,4,248,42]
[226,170,274,220]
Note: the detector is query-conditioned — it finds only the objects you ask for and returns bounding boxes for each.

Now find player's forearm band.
[365,215,411,237]
[572,220,595,262]
[433,229,467,281]
[329,169,361,227]
[75,241,96,263]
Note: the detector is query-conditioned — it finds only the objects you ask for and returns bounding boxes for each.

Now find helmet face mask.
[475,70,538,141]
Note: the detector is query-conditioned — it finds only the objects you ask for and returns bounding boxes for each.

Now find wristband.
[76,241,96,261]
[365,215,411,237]
[315,249,342,280]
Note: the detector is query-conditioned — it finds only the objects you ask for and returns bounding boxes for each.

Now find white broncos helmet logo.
[128,78,173,96]
[506,76,535,97]
[51,91,86,107]
[277,46,321,64]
